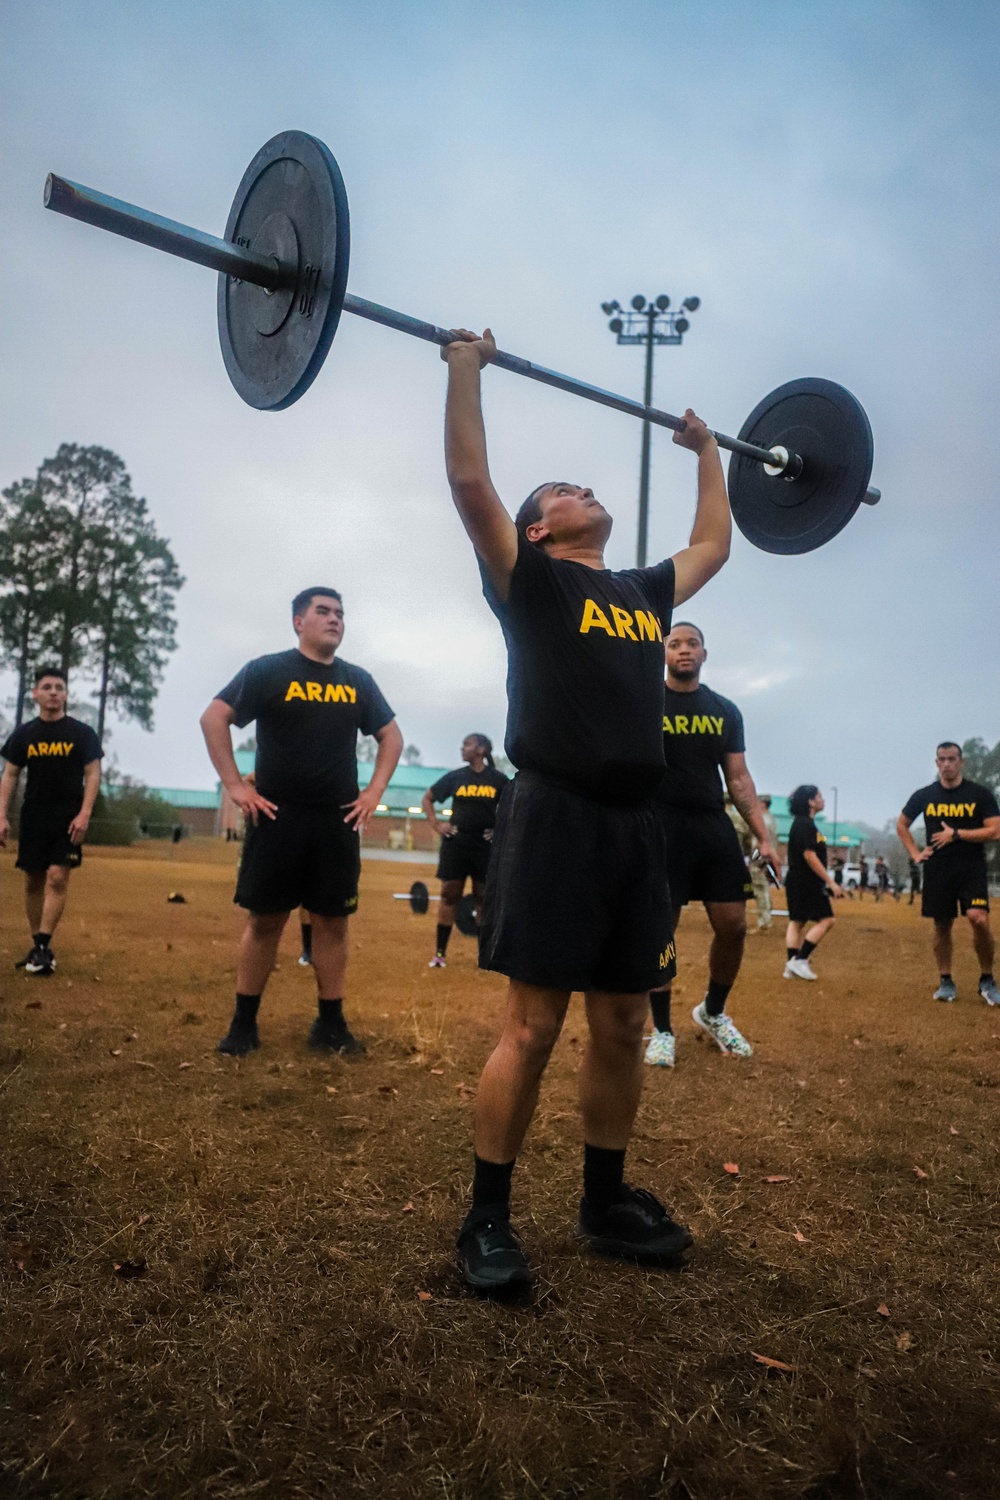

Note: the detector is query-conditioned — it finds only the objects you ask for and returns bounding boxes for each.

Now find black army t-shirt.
[900,780,999,867]
[656,683,745,810]
[216,649,394,805]
[481,535,675,803]
[1,715,103,807]
[787,816,828,890]
[429,766,510,838]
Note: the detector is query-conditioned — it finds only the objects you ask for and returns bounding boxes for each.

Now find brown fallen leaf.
[377,1085,398,1096]
[125,1031,139,1042]
[25,1001,42,1010]
[763,1175,791,1184]
[852,1038,862,1048]
[178,1062,193,1070]
[722,1162,740,1175]
[876,1302,890,1318]
[110,1048,122,1057]
[416,1291,432,1302]
[325,1085,338,1095]
[913,1166,928,1180]
[58,1022,68,1031]
[949,1125,959,1136]
[402,1202,414,1213]
[137,1214,151,1226]
[751,1351,798,1373]
[896,1331,913,1352]
[794,1230,809,1243]
[430,1068,444,1076]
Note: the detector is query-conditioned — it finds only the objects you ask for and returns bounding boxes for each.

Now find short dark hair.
[467,732,495,769]
[514,484,556,543]
[789,784,820,817]
[291,586,342,619]
[668,620,705,645]
[936,741,962,756]
[34,665,66,686]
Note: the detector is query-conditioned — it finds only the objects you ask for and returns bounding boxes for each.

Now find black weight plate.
[455,894,480,938]
[217,131,349,410]
[729,378,874,554]
[410,880,429,916]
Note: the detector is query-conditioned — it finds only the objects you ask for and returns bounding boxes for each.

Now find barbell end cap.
[862,487,881,506]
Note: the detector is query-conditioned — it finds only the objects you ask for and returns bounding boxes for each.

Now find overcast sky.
[2,1,998,822]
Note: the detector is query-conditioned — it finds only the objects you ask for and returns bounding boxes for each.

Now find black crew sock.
[704,978,732,1017]
[318,998,344,1027]
[650,990,672,1034]
[981,973,995,986]
[300,922,312,959]
[798,939,817,960]
[583,1143,626,1211]
[34,932,52,949]
[435,923,452,956]
[234,993,261,1025]
[940,973,953,982]
[472,1154,515,1212]
[787,946,797,962]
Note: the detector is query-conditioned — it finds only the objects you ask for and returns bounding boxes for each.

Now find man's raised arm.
[669,412,731,606]
[441,330,518,600]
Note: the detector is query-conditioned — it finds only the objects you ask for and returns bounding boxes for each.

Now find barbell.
[393,881,479,937]
[43,129,881,554]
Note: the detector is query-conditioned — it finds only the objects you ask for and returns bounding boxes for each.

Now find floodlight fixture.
[682,296,701,312]
[609,317,623,334]
[630,294,647,311]
[655,294,670,310]
[675,316,689,334]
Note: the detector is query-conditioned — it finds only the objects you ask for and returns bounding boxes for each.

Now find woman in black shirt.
[784,784,844,981]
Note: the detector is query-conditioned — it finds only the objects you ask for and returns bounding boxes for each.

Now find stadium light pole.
[602,293,700,567]
[831,785,839,845]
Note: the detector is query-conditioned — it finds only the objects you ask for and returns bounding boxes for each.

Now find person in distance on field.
[200,587,403,1056]
[645,621,780,1069]
[896,742,1000,1005]
[0,667,102,976]
[421,734,509,968]
[441,326,731,1292]
[783,785,845,980]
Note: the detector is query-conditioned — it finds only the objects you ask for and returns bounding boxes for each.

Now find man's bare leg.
[24,871,46,936]
[968,911,996,976]
[218,910,289,1055]
[40,865,71,938]
[579,992,647,1149]
[473,982,570,1163]
[932,918,954,978]
[432,878,464,964]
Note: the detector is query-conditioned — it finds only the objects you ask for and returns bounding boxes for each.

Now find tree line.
[0,444,183,739]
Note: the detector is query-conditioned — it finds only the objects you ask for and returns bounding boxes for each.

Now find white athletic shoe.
[428,954,446,969]
[644,1029,676,1068]
[979,976,1000,1007]
[692,1001,753,1056]
[933,977,957,1002]
[785,956,817,982]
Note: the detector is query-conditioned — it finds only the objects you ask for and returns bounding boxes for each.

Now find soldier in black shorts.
[421,734,509,967]
[441,327,732,1291]
[0,667,103,976]
[897,742,1000,1004]
[200,587,403,1055]
[783,785,845,980]
[646,622,780,1068]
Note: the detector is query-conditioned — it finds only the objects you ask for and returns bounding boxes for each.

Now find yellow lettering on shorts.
[635,610,662,642]
[658,940,677,969]
[610,606,638,641]
[579,599,616,636]
[285,681,307,702]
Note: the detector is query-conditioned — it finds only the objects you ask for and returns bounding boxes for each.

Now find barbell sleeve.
[44,174,285,290]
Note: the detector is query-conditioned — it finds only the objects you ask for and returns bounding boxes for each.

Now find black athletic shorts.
[785,876,833,924]
[921,860,990,921]
[16,802,83,873]
[234,803,360,917]
[479,770,675,993]
[656,805,753,907]
[436,832,491,884]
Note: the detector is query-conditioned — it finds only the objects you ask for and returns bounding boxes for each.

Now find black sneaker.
[307,1017,366,1056]
[21,945,56,976]
[577,1185,693,1262]
[457,1206,531,1292]
[216,1020,260,1056]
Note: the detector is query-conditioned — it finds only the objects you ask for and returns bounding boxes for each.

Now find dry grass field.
[2,839,999,1499]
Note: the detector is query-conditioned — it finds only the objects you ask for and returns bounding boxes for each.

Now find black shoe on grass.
[457,1206,531,1292]
[20,944,56,976]
[307,1018,366,1056]
[216,1020,260,1056]
[577,1185,693,1263]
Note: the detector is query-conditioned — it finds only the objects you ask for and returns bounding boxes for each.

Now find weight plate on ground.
[409,880,429,915]
[455,894,480,938]
[217,130,350,410]
[728,378,874,555]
